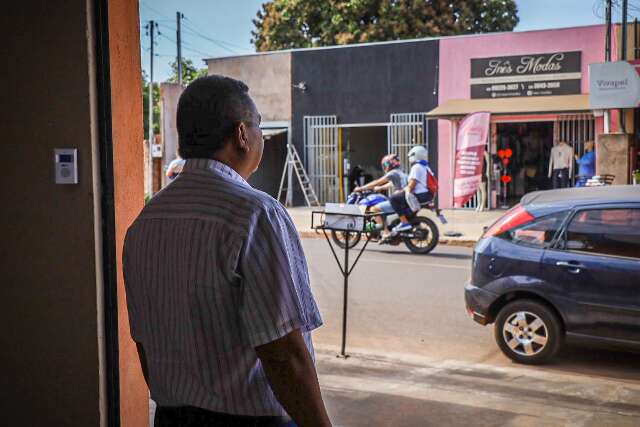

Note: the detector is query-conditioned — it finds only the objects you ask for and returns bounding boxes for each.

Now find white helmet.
[408,145,428,164]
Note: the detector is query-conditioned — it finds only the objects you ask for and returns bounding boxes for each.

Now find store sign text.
[470,51,582,99]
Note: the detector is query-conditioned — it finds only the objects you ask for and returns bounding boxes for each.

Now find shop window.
[565,209,640,259]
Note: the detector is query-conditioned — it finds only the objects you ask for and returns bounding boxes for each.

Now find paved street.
[302,238,640,426]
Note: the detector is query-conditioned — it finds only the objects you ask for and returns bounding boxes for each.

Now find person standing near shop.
[575,140,595,187]
[548,140,573,189]
[123,75,330,427]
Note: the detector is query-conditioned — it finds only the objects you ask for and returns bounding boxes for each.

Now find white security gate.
[388,113,429,171]
[304,115,339,204]
[556,113,595,161]
[555,114,595,185]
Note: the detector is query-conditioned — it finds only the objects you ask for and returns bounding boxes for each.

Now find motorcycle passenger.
[389,146,435,234]
[354,154,407,232]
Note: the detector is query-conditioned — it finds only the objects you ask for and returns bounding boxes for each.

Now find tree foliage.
[251,0,519,51]
[167,58,208,86]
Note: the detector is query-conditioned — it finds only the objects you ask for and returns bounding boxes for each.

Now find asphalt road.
[302,238,640,426]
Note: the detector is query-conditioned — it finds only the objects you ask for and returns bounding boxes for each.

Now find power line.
[140,2,173,21]
[181,15,249,52]
[181,26,238,54]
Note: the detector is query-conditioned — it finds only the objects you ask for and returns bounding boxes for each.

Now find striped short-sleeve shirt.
[123,158,323,416]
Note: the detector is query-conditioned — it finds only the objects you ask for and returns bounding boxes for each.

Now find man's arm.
[373,182,393,192]
[256,329,331,427]
[404,178,417,193]
[355,176,388,192]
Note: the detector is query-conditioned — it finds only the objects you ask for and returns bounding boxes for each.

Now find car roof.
[521,185,640,216]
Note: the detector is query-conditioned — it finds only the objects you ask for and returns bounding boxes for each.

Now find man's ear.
[235,122,250,153]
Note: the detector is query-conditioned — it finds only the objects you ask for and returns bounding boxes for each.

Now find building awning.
[426,94,591,118]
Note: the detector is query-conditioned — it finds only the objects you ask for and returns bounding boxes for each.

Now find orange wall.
[108,0,148,425]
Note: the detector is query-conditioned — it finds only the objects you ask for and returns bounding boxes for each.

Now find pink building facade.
[433,25,617,209]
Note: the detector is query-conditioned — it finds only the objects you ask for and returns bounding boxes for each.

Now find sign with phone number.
[470,51,582,99]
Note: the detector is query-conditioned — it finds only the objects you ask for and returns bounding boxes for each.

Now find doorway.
[343,126,388,193]
[495,122,554,206]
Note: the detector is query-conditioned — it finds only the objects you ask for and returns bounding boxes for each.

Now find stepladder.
[278,143,320,207]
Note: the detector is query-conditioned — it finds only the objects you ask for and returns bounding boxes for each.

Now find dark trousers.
[154,406,297,427]
[389,192,433,217]
[551,168,570,189]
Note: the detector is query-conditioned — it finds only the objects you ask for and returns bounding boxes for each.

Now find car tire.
[494,299,563,365]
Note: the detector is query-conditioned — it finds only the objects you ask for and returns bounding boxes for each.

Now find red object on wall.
[501,175,512,184]
[497,149,506,159]
[502,158,510,166]
[504,148,513,158]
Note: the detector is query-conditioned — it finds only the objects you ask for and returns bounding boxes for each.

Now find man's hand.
[256,329,331,427]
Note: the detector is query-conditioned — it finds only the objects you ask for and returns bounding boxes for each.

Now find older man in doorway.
[123,75,331,427]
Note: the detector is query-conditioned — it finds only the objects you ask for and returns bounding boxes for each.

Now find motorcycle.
[331,190,446,254]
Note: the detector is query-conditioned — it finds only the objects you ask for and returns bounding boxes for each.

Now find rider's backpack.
[427,169,439,194]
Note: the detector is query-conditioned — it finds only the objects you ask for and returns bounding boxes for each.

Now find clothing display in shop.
[548,141,573,189]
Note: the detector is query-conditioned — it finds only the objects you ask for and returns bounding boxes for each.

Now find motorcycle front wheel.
[403,216,439,254]
[331,230,362,249]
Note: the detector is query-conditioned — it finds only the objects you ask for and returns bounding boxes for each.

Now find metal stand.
[312,211,372,358]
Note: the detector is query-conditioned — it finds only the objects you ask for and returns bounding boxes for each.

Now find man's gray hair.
[177,75,254,159]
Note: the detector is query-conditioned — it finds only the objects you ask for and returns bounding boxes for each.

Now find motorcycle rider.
[354,154,408,233]
[388,146,435,234]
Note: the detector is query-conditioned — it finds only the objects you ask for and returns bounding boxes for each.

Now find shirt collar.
[183,158,250,187]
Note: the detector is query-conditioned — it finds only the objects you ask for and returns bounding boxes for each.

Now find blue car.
[465,186,640,364]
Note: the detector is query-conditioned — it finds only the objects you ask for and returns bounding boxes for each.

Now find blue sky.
[140,0,628,82]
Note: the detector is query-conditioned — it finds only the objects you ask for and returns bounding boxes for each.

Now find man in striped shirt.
[123,75,331,427]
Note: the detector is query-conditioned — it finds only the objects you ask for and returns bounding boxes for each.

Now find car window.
[503,212,566,248]
[565,208,640,259]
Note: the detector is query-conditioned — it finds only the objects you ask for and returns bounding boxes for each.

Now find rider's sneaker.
[378,233,392,244]
[392,222,412,233]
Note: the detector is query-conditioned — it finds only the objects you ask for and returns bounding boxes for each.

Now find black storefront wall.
[290,39,440,204]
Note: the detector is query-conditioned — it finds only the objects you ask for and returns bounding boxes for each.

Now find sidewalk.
[314,346,640,427]
[287,206,505,246]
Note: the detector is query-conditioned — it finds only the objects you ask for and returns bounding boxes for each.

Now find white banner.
[453,112,490,208]
[589,61,640,109]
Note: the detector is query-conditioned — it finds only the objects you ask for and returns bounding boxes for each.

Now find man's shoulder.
[144,171,285,220]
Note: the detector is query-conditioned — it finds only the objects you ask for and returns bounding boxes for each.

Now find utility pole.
[146,20,157,196]
[149,20,155,146]
[621,0,629,132]
[605,0,612,133]
[177,12,183,86]
[606,0,612,61]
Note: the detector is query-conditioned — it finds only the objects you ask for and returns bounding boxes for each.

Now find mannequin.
[548,141,573,189]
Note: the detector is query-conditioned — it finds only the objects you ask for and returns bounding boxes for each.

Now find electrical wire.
[182,15,249,52]
[140,2,173,21]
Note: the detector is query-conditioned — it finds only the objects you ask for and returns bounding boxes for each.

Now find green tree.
[142,70,160,141]
[251,0,519,51]
[167,58,208,85]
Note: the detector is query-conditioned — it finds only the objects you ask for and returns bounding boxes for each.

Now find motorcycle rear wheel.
[403,216,439,254]
[331,230,362,249]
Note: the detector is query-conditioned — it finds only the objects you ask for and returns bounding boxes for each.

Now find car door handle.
[556,261,586,273]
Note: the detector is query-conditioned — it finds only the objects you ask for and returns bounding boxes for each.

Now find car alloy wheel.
[502,311,548,357]
[494,299,563,365]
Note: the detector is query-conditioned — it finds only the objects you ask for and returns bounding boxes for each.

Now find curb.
[297,229,476,247]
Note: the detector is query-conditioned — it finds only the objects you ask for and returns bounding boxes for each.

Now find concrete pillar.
[596,133,633,184]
